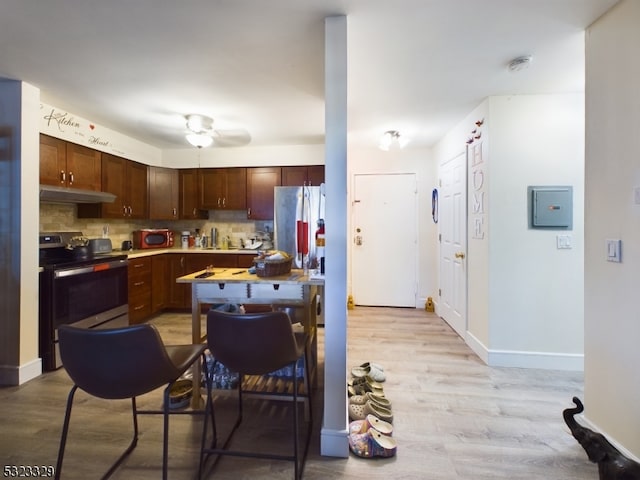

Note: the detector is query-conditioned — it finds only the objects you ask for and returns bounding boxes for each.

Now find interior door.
[439,152,467,337]
[352,173,417,307]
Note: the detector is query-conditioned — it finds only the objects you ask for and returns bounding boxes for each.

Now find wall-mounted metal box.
[528,186,573,229]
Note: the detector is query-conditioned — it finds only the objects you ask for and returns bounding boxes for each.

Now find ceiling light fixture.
[185,114,214,148]
[379,130,408,151]
[508,55,533,72]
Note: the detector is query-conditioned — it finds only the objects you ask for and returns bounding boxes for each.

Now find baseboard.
[320,426,349,458]
[465,332,584,371]
[0,358,42,386]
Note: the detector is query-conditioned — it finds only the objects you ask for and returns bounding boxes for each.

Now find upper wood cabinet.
[39,134,102,191]
[246,167,281,220]
[149,166,179,220]
[281,165,324,187]
[78,153,148,219]
[179,169,207,219]
[199,168,247,210]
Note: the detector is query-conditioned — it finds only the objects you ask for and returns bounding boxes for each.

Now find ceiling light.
[185,114,214,148]
[379,130,408,151]
[186,132,214,148]
[508,55,533,72]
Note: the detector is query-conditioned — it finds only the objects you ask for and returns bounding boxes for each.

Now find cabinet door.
[180,169,206,219]
[66,143,102,191]
[166,254,188,308]
[128,257,152,324]
[247,167,281,220]
[151,254,168,313]
[149,166,179,220]
[281,166,307,187]
[223,168,247,209]
[307,165,325,186]
[127,160,148,219]
[100,153,128,217]
[39,134,67,187]
[199,169,224,209]
[281,165,324,187]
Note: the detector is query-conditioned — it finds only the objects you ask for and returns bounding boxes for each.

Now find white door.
[352,173,417,307]
[439,152,467,337]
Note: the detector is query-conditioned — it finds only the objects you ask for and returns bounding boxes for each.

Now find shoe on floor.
[351,362,385,382]
[349,392,392,409]
[349,400,393,423]
[348,428,397,458]
[349,414,394,436]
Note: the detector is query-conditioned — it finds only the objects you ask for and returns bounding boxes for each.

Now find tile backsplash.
[40,203,273,249]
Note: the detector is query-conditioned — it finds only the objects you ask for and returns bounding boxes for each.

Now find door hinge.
[438,233,441,242]
[438,288,441,297]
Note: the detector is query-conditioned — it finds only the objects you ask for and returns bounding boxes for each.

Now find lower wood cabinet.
[128,256,152,324]
[130,252,257,321]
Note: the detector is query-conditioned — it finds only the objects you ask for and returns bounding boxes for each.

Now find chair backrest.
[206,310,304,376]
[58,324,181,399]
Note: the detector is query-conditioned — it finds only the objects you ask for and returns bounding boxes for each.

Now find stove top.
[39,231,127,269]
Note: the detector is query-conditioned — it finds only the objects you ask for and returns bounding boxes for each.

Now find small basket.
[253,257,293,277]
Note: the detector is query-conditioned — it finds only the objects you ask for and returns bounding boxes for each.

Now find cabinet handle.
[222,197,226,208]
[60,170,66,184]
[180,257,185,268]
[127,206,133,216]
[192,207,197,216]
[133,304,146,311]
[172,207,177,217]
[122,205,127,216]
[69,172,74,184]
[133,263,144,268]
[217,197,221,208]
[134,281,145,286]
[247,207,251,217]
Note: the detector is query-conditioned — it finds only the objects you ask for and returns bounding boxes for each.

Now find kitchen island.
[176,267,324,407]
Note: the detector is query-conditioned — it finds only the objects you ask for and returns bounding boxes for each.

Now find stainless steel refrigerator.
[273,185,325,270]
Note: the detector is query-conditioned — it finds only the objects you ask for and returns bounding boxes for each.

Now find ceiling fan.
[185,114,251,148]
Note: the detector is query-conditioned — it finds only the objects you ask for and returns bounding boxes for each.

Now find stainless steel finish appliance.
[39,232,129,371]
[273,185,325,269]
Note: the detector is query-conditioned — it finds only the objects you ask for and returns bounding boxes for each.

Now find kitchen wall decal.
[39,103,161,164]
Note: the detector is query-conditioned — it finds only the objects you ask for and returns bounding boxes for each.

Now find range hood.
[40,185,116,204]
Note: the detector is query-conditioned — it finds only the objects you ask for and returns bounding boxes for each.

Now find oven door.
[41,258,129,370]
[52,258,129,329]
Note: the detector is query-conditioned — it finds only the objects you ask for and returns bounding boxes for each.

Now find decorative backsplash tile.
[39,203,272,249]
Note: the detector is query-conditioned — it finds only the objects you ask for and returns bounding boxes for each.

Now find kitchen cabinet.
[128,256,152,324]
[281,165,324,187]
[179,169,207,219]
[246,167,281,220]
[78,153,148,219]
[166,254,189,308]
[151,254,168,313]
[39,134,102,191]
[149,166,179,220]
[199,168,247,210]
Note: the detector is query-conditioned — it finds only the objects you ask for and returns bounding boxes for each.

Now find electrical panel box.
[528,186,573,229]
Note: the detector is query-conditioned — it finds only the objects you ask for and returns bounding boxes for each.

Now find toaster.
[88,238,113,254]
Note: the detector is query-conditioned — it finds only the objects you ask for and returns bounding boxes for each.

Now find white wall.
[584,0,640,459]
[347,146,438,306]
[488,94,584,368]
[434,93,585,371]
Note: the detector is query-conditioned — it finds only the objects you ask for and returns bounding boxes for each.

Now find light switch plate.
[556,234,572,249]
[606,239,622,263]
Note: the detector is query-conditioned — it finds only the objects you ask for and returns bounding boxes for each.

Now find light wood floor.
[0,307,596,479]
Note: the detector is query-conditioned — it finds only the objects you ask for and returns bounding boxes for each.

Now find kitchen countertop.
[123,247,262,259]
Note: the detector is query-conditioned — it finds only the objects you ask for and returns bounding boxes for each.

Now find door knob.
[455,252,465,259]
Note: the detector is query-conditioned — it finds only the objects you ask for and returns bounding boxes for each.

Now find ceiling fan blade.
[213,129,251,147]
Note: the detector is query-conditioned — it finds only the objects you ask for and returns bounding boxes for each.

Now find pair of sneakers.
[348,414,397,458]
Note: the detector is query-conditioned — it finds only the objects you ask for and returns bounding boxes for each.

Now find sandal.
[351,362,386,382]
[349,392,392,409]
[348,382,384,397]
[349,414,394,436]
[349,400,393,423]
[348,375,384,391]
[348,428,397,458]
